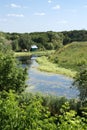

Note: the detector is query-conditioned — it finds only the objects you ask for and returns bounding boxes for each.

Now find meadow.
[50,41,87,71]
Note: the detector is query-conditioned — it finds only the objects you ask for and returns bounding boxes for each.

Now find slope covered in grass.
[37,56,76,77]
[50,42,87,71]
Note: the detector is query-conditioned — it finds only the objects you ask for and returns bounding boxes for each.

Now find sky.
[0,0,87,33]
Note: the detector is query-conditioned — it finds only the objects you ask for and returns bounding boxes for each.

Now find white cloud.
[48,0,52,3]
[7,14,24,17]
[52,5,60,10]
[34,12,45,16]
[6,3,28,9]
[10,3,21,8]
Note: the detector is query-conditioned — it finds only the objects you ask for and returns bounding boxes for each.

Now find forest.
[0,30,87,52]
[0,30,87,129]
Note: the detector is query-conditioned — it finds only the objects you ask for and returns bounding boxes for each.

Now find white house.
[30,45,38,51]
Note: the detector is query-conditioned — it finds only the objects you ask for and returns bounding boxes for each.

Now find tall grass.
[50,42,87,71]
[37,56,76,77]
[15,50,55,57]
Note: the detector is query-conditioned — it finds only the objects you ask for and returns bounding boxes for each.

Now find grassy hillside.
[37,56,76,77]
[50,41,87,71]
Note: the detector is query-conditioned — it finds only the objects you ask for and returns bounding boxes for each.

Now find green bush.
[0,51,27,93]
[0,91,57,130]
[0,91,87,130]
[73,66,87,101]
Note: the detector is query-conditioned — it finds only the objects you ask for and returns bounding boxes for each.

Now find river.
[19,56,79,99]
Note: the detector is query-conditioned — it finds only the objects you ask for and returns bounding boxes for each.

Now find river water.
[19,56,79,99]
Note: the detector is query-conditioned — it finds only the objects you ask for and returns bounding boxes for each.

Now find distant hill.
[50,41,87,71]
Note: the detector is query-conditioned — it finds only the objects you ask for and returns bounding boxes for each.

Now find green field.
[50,41,87,71]
[14,50,55,57]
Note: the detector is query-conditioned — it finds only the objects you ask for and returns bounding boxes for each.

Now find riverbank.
[15,50,55,57]
[36,56,77,78]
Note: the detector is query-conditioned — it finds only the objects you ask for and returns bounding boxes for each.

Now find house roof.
[31,45,38,48]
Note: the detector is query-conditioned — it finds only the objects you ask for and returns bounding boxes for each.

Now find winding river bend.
[19,56,79,99]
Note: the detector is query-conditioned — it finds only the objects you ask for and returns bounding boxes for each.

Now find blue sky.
[0,0,87,33]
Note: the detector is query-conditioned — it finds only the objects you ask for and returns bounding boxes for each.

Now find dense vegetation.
[62,30,87,45]
[0,30,87,129]
[73,66,87,101]
[0,90,87,130]
[0,31,63,51]
[0,45,27,92]
[1,29,87,52]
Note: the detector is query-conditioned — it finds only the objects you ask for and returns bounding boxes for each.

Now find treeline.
[62,30,87,45]
[0,31,63,51]
[0,30,87,51]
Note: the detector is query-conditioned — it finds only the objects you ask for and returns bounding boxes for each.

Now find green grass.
[14,52,31,57]
[50,41,87,71]
[15,50,55,57]
[37,56,76,77]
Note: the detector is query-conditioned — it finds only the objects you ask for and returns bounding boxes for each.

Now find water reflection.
[19,56,79,98]
[17,56,31,65]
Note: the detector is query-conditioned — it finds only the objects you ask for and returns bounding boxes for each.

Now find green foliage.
[42,96,67,115]
[0,32,12,51]
[47,31,63,49]
[73,67,87,101]
[0,51,27,93]
[63,30,87,45]
[12,40,19,51]
[0,42,12,53]
[0,31,63,51]
[0,90,20,130]
[0,91,87,130]
[57,102,87,130]
[1,30,87,52]
[0,91,57,130]
[18,33,34,51]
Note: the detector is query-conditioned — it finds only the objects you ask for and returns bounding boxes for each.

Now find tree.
[18,34,33,51]
[73,67,87,101]
[0,51,27,93]
[47,31,63,50]
[0,91,57,130]
[58,102,87,130]
[0,37,12,52]
[12,40,19,51]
